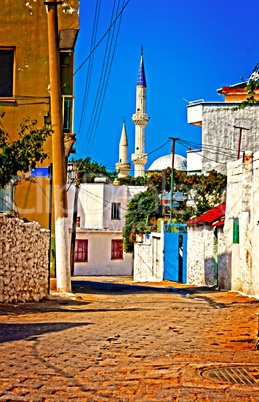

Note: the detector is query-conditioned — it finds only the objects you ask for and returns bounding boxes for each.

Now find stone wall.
[0,214,50,303]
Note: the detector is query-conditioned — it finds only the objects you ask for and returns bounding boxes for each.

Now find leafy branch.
[0,114,53,188]
[239,63,259,109]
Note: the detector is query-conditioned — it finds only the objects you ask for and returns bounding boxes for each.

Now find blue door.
[164,224,187,283]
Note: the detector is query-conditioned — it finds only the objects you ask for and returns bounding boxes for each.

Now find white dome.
[148,154,187,172]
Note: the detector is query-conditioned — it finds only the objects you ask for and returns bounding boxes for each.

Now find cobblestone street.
[1,277,259,401]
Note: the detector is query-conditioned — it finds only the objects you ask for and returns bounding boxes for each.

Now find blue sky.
[73,0,259,174]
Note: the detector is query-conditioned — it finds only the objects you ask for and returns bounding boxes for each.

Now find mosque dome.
[148,154,187,172]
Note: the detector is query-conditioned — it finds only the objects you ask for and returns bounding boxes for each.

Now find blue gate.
[164,223,187,283]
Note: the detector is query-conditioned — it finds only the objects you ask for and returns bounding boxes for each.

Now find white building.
[68,182,146,276]
[186,149,202,175]
[186,82,259,175]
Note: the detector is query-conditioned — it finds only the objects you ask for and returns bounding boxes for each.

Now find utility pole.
[45,0,71,292]
[169,137,179,225]
[234,125,250,160]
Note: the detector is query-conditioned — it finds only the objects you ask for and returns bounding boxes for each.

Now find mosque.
[115,50,187,178]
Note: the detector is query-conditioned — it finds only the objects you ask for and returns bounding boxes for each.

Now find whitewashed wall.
[133,232,164,282]
[217,228,230,290]
[73,231,133,276]
[202,105,259,174]
[187,103,259,175]
[0,214,49,303]
[225,151,259,297]
[67,183,146,276]
[187,225,228,288]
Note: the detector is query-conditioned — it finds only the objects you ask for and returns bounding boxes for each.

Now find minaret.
[115,119,130,178]
[131,47,150,178]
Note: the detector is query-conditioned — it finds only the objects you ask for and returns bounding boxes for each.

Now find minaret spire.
[115,119,130,178]
[131,47,150,177]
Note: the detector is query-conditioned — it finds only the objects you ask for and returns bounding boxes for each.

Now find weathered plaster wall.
[217,228,230,290]
[133,233,164,282]
[187,225,228,288]
[0,214,49,303]
[202,105,259,174]
[187,226,204,285]
[225,151,259,297]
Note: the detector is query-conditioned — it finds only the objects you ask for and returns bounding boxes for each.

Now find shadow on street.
[0,322,92,344]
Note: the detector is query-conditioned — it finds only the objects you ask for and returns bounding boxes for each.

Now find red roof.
[219,85,259,95]
[186,202,226,227]
[221,86,246,93]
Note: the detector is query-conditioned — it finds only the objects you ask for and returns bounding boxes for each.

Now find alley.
[0,277,259,401]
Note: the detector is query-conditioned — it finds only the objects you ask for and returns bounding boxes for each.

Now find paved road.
[0,277,259,401]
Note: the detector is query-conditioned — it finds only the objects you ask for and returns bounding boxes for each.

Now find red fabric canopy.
[186,202,226,227]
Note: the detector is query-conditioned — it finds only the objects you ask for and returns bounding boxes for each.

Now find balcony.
[187,101,204,127]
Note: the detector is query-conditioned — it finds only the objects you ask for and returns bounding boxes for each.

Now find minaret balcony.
[132,113,150,125]
[116,162,131,171]
[132,153,148,165]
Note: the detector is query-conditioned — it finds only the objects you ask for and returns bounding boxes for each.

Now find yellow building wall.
[224,92,259,103]
[0,1,79,229]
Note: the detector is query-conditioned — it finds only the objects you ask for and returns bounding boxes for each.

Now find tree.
[122,169,227,252]
[122,188,159,253]
[70,156,116,183]
[143,169,227,216]
[0,114,52,188]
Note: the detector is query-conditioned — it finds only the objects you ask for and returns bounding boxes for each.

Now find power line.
[179,139,240,156]
[178,140,229,165]
[77,0,101,141]
[80,187,128,212]
[85,0,124,152]
[131,139,171,164]
[73,0,131,77]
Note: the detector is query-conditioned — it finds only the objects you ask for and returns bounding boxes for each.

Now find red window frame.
[111,239,123,260]
[75,239,88,262]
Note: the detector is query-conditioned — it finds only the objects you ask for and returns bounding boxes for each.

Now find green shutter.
[233,218,239,244]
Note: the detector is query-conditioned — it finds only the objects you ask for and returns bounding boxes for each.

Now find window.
[111,239,123,260]
[75,240,88,262]
[0,49,14,97]
[60,52,74,133]
[111,203,121,220]
[62,95,73,133]
[0,185,13,213]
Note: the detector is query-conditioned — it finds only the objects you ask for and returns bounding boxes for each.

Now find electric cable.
[178,140,230,165]
[77,0,101,141]
[85,0,122,152]
[79,187,128,212]
[87,1,124,151]
[73,0,131,77]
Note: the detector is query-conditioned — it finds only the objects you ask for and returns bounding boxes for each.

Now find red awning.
[186,202,226,227]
